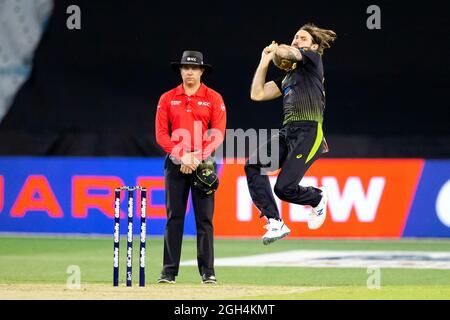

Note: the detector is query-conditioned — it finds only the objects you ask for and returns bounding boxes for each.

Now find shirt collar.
[174,83,207,97]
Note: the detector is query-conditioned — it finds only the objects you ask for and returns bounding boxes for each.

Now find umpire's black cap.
[171,50,213,74]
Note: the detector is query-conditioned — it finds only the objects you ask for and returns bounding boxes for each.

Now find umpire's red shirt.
[155,83,226,161]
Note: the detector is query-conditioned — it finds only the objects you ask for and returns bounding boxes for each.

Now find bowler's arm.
[250,42,283,101]
[275,44,303,62]
[250,79,281,101]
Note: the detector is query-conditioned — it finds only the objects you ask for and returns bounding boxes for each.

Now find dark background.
[0,0,449,157]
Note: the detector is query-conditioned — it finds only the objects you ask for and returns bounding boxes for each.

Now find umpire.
[155,50,226,284]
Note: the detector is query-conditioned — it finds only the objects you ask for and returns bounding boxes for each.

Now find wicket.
[113,186,147,287]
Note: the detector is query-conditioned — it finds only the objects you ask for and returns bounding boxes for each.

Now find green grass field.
[1,235,450,299]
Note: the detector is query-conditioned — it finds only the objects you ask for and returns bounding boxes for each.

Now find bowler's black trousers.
[245,121,324,219]
[162,156,215,277]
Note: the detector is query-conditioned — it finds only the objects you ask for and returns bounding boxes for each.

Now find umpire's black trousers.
[245,121,324,219]
[162,155,215,277]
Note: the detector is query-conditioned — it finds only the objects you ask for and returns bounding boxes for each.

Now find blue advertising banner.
[403,160,450,237]
[0,157,198,235]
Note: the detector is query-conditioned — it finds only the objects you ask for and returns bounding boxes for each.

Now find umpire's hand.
[180,164,193,174]
[180,151,200,172]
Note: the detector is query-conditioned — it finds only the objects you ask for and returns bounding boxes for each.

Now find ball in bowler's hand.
[272,46,297,71]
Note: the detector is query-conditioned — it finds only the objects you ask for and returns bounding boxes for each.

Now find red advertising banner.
[214,159,424,238]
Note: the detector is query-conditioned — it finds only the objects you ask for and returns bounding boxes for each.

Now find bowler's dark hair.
[300,23,337,55]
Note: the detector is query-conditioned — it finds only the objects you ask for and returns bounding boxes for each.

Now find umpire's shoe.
[157,273,176,284]
[201,274,217,284]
